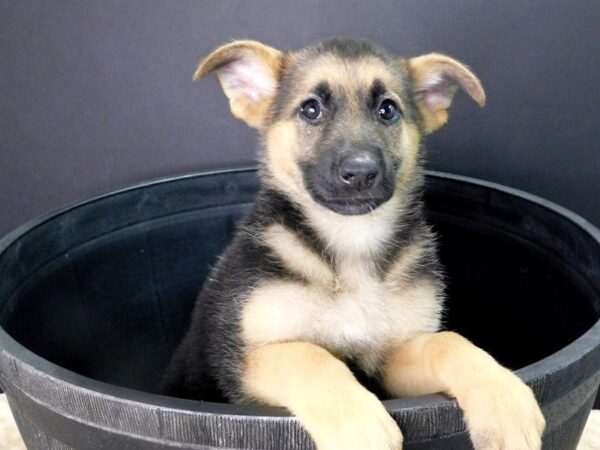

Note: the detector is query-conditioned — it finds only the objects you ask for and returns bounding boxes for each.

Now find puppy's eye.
[378,99,401,123]
[300,98,323,122]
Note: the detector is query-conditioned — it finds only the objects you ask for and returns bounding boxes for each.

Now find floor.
[0,396,24,450]
[0,394,598,449]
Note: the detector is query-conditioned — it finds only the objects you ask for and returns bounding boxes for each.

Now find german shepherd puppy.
[164,38,545,449]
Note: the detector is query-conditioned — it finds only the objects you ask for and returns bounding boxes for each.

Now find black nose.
[338,150,382,191]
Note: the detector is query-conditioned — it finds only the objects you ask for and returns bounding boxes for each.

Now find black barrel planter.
[0,169,598,450]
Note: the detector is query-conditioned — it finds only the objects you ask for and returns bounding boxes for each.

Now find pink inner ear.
[220,55,276,102]
[420,73,455,111]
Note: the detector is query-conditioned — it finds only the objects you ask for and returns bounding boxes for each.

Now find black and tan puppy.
[164,38,545,449]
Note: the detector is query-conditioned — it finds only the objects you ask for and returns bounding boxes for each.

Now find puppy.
[164,38,545,449]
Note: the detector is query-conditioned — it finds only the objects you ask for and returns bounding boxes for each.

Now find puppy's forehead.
[275,40,411,112]
[293,54,401,94]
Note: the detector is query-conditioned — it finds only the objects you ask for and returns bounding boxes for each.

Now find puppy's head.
[195,39,485,216]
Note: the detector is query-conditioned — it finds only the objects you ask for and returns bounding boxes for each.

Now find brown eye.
[378,99,401,123]
[300,98,323,122]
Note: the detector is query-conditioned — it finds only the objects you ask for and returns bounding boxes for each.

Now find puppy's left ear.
[194,40,283,128]
[408,53,485,134]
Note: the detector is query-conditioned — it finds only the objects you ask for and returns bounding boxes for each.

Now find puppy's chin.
[310,191,394,216]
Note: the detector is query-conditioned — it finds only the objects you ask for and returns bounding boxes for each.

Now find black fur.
[162,188,325,401]
[269,38,420,126]
[163,38,443,402]
[163,180,441,402]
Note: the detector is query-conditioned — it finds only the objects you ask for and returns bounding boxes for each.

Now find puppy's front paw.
[308,388,403,450]
[458,368,545,450]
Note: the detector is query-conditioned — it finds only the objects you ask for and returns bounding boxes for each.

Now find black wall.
[1,1,599,236]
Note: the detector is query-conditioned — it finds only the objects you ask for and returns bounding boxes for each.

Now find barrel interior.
[0,173,598,398]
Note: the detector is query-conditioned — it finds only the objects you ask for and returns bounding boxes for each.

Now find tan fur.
[230,93,273,128]
[285,55,408,116]
[257,56,422,223]
[302,123,421,254]
[242,273,442,376]
[409,53,486,133]
[396,123,422,181]
[262,120,422,263]
[243,341,403,450]
[261,119,307,200]
[194,40,283,128]
[194,39,544,450]
[298,123,422,262]
[382,332,545,449]
[384,238,430,287]
[243,54,444,378]
[263,223,335,286]
[262,119,408,263]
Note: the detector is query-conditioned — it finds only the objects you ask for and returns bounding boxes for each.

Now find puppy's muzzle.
[303,144,397,216]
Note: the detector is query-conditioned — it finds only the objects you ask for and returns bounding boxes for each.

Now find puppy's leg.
[243,341,403,450]
[382,332,545,450]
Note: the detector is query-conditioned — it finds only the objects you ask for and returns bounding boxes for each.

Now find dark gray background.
[1,1,599,237]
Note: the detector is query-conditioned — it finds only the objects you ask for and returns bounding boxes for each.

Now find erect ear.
[194,40,283,128]
[408,53,485,134]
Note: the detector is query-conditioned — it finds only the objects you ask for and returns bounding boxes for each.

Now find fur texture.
[163,38,544,450]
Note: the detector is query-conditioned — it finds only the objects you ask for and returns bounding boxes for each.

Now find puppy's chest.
[241,260,442,372]
[315,267,400,349]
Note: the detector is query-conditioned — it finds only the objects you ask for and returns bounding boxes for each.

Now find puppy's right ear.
[194,40,283,129]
